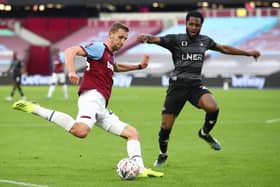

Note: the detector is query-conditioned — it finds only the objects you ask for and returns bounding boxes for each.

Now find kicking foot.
[198,129,221,150]
[12,100,38,113]
[138,168,164,177]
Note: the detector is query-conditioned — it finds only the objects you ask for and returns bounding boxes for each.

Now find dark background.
[1,0,278,17]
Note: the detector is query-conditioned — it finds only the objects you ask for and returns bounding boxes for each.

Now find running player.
[137,11,260,167]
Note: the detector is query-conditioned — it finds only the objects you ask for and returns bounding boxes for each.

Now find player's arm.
[114,55,149,72]
[137,34,161,44]
[5,60,15,75]
[64,46,86,84]
[6,63,13,73]
[214,43,261,61]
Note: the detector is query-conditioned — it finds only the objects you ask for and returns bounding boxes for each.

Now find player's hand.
[137,34,150,43]
[250,50,261,62]
[139,55,149,69]
[68,72,80,84]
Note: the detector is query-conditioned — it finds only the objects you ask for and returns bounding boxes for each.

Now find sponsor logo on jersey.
[181,53,203,61]
[181,41,188,46]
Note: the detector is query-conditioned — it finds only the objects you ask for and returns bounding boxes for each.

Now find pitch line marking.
[0,179,49,187]
[265,118,280,124]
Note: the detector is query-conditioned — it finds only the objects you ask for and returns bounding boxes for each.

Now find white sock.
[47,85,55,98]
[62,84,68,99]
[33,106,75,131]
[127,139,145,170]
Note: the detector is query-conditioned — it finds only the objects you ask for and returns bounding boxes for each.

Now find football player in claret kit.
[12,22,163,178]
[137,11,260,167]
[46,47,69,100]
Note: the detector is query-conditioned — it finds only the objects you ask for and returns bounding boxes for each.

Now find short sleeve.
[159,34,176,50]
[207,37,216,50]
[81,42,105,60]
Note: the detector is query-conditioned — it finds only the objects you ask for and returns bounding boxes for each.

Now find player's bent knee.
[202,102,219,112]
[70,123,90,138]
[74,131,88,138]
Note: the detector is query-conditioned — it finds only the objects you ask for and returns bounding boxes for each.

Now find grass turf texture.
[0,85,279,187]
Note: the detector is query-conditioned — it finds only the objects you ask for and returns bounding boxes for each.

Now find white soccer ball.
[116,158,140,180]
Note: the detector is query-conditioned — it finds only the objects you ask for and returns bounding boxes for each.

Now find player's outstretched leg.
[198,129,221,150]
[12,99,75,132]
[138,168,164,178]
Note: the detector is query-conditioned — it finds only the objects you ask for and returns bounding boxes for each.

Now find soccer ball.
[116,158,140,180]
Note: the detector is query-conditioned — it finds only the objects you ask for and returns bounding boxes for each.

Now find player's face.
[186,16,202,38]
[109,29,128,52]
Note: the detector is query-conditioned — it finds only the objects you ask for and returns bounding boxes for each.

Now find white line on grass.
[0,179,49,187]
[265,118,280,124]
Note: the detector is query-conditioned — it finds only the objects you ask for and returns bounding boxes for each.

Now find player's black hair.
[186,11,204,24]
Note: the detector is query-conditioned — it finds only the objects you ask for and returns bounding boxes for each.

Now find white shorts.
[50,73,66,84]
[76,89,127,135]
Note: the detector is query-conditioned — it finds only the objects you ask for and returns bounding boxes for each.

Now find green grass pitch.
[0,85,279,187]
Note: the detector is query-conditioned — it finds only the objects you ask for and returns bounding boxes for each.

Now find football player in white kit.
[47,48,68,100]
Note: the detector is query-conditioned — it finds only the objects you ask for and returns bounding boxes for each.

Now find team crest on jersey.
[107,61,114,71]
[181,41,188,46]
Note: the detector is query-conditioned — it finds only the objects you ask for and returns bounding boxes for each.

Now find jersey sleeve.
[81,42,105,60]
[206,36,217,50]
[159,34,177,50]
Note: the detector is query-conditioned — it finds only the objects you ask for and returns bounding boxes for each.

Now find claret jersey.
[53,54,64,73]
[79,42,115,104]
[159,34,216,83]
